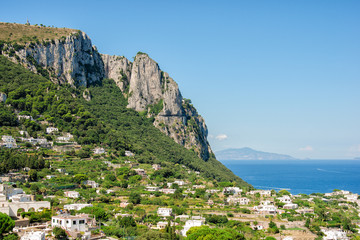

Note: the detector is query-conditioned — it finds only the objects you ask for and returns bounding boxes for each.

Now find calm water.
[220,160,360,195]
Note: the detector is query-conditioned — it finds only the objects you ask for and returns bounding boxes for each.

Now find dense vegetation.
[0,55,249,186]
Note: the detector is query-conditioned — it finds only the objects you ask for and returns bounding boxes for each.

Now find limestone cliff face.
[101,54,132,92]
[126,53,212,160]
[3,31,104,87]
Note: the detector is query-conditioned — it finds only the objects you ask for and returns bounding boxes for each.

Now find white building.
[322,228,349,240]
[46,127,58,134]
[20,231,45,240]
[155,221,176,229]
[223,187,242,195]
[175,215,190,221]
[146,186,159,192]
[159,188,176,194]
[10,194,32,202]
[64,203,93,211]
[56,133,73,142]
[345,194,358,202]
[277,195,292,204]
[283,203,298,210]
[64,191,80,199]
[157,207,172,217]
[17,115,33,121]
[84,180,99,188]
[0,185,50,217]
[125,150,134,157]
[226,196,250,205]
[51,214,88,232]
[19,130,28,136]
[253,204,277,214]
[93,147,105,155]
[173,180,186,186]
[0,184,24,199]
[2,135,15,143]
[1,135,17,148]
[181,219,205,236]
[249,190,272,196]
[134,168,146,177]
[152,164,161,170]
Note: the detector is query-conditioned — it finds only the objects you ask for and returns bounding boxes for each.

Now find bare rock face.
[127,53,163,111]
[125,53,212,160]
[101,54,132,92]
[4,31,104,87]
[0,92,7,103]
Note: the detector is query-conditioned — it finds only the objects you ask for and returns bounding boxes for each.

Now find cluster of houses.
[0,184,50,217]
[325,190,359,203]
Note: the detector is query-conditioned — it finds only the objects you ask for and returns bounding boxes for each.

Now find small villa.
[64,191,80,199]
[157,207,172,217]
[46,127,58,134]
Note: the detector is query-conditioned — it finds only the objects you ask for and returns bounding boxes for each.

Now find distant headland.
[215,147,297,160]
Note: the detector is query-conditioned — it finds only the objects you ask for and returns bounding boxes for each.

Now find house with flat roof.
[46,127,58,134]
[157,207,172,217]
[226,196,250,205]
[64,203,93,211]
[52,214,89,232]
[181,219,205,237]
[64,191,80,199]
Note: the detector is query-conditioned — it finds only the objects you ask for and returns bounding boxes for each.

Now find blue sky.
[1,0,359,159]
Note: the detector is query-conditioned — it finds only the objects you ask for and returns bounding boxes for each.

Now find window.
[73,220,76,224]
[79,220,85,224]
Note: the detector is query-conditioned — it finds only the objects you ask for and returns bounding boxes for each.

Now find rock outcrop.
[101,54,132,92]
[127,53,212,160]
[0,92,7,103]
[2,31,104,87]
[2,26,212,160]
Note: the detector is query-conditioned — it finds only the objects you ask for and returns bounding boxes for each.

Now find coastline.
[220,159,360,195]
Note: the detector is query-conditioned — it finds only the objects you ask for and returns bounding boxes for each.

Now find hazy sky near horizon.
[1,0,359,159]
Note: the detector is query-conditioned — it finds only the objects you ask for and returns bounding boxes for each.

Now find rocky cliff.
[2,30,104,87]
[101,52,212,160]
[1,23,212,160]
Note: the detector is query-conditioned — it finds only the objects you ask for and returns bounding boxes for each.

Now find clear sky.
[1,0,359,159]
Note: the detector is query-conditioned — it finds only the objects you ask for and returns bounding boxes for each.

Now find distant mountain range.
[215,147,297,160]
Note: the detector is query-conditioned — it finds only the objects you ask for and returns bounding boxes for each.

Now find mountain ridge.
[215,147,297,160]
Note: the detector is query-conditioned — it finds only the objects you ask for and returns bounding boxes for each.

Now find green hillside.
[0,55,250,187]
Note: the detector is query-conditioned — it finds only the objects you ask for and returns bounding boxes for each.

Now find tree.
[28,169,38,182]
[129,192,141,205]
[0,213,15,237]
[117,216,136,228]
[137,230,170,240]
[79,207,108,221]
[73,174,88,184]
[53,227,67,240]
[30,184,40,194]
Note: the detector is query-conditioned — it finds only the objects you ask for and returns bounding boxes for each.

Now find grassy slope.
[0,22,76,43]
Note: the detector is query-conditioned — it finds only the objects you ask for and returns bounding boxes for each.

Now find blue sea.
[220,160,360,195]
